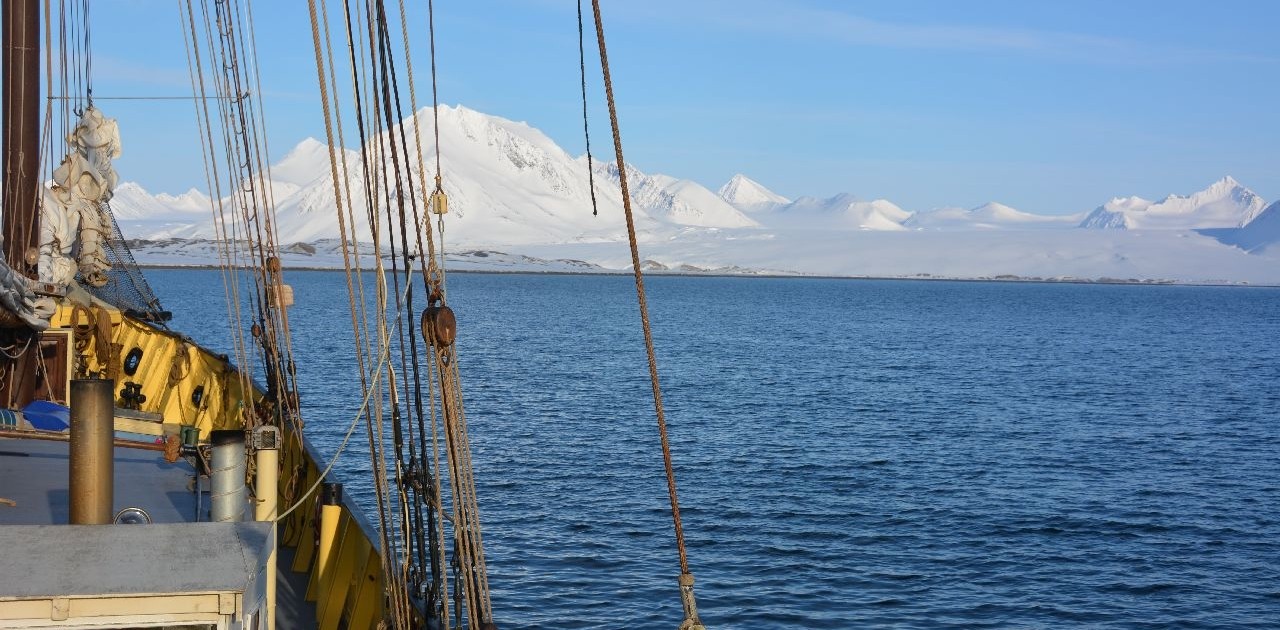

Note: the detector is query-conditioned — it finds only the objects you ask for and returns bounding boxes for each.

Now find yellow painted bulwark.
[51,303,252,438]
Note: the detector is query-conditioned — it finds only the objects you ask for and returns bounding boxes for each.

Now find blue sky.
[73,1,1280,215]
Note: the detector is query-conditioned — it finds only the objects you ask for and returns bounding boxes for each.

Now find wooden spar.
[0,0,42,409]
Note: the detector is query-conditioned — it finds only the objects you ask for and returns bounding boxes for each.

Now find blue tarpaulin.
[22,400,70,432]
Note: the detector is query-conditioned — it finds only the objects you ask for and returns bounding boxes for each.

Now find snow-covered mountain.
[595,163,758,228]
[1208,200,1280,255]
[1079,176,1266,230]
[111,183,209,220]
[717,174,790,213]
[115,105,760,246]
[749,193,911,231]
[905,202,1083,230]
[107,104,1280,282]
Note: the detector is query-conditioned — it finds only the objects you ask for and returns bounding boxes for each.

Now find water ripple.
[151,271,1280,629]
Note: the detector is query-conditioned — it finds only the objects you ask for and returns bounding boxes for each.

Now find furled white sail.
[40,106,119,289]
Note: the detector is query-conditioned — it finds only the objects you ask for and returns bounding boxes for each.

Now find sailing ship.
[0,1,705,628]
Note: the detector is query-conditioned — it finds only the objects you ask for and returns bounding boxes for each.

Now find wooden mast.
[1,0,42,408]
[2,0,39,273]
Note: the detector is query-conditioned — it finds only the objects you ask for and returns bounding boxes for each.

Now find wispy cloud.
[91,55,191,91]
[626,0,1276,66]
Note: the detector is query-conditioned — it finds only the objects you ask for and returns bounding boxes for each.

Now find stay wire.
[576,0,598,216]
[427,0,442,191]
[363,2,417,624]
[181,0,254,408]
[81,0,90,104]
[358,8,411,629]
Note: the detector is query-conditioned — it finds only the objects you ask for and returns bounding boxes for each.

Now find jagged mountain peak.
[269,137,333,186]
[419,104,570,162]
[1203,175,1241,193]
[1081,176,1266,230]
[1160,175,1252,204]
[113,105,769,244]
[593,161,759,229]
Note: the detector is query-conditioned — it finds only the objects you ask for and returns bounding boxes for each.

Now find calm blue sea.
[150,270,1280,629]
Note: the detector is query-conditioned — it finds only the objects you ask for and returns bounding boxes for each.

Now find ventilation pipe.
[69,379,114,524]
[209,430,246,522]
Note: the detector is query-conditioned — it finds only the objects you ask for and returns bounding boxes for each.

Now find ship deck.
[0,436,196,525]
[0,433,317,628]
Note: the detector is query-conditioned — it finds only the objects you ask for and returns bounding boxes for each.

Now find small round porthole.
[123,348,144,376]
[113,507,152,525]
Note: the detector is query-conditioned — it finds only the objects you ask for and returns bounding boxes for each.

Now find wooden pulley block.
[421,296,456,347]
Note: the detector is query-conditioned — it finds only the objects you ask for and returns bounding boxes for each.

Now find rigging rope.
[275,266,413,522]
[180,0,311,539]
[304,7,412,628]
[426,0,443,196]
[181,0,258,424]
[588,2,706,627]
[303,1,493,627]
[391,2,450,615]
[347,3,414,625]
